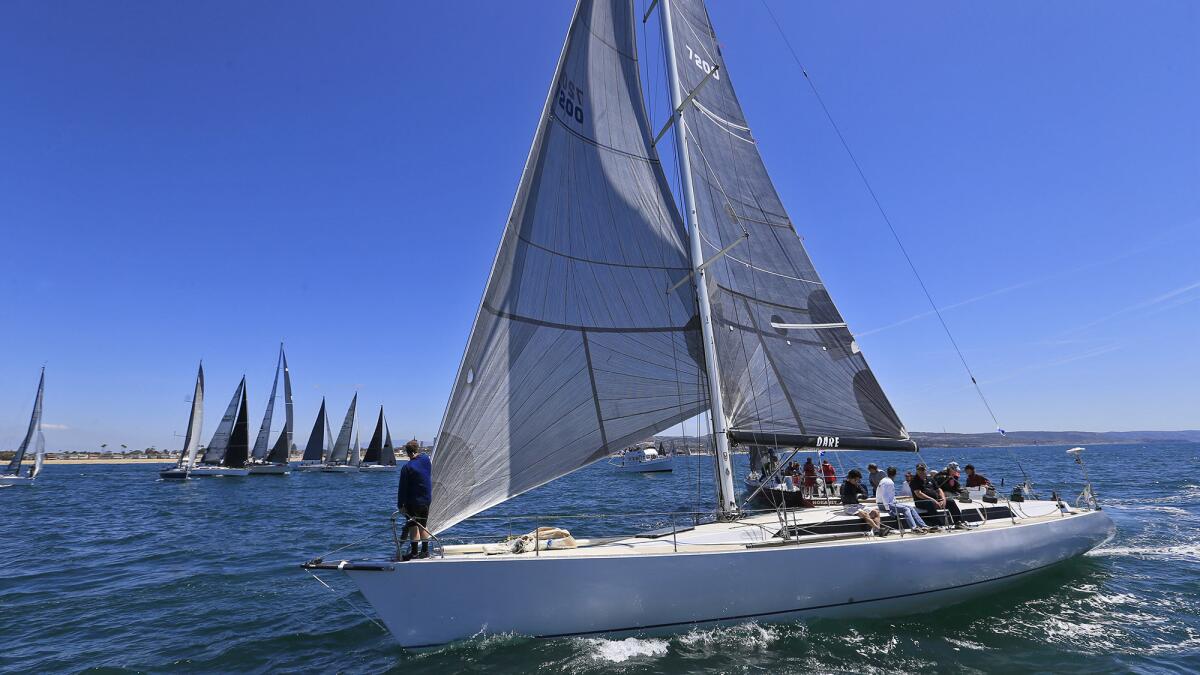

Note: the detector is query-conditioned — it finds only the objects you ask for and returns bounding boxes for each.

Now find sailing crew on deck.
[936,461,964,497]
[841,469,888,536]
[965,464,991,487]
[911,463,966,529]
[867,463,885,496]
[397,440,433,560]
[803,457,818,497]
[898,471,914,497]
[877,466,931,533]
[821,459,837,497]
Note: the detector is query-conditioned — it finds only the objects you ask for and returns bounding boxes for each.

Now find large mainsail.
[428,0,706,534]
[4,368,44,476]
[301,398,329,462]
[666,0,910,449]
[251,347,283,461]
[176,363,205,470]
[201,378,245,465]
[328,394,357,465]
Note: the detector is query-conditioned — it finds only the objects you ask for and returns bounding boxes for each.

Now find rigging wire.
[757,0,1032,487]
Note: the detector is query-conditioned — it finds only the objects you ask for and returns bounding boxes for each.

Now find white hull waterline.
[0,475,36,487]
[360,464,398,472]
[613,456,674,473]
[293,462,326,472]
[321,464,359,473]
[189,466,250,477]
[247,463,290,475]
[320,501,1112,649]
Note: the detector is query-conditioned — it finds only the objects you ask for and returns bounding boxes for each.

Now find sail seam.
[517,234,690,271]
[580,332,610,451]
[550,114,662,164]
[482,302,697,334]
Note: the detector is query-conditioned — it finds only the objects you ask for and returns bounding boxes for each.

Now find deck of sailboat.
[316,498,1083,569]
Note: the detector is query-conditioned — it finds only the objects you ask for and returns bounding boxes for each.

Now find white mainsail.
[428,0,706,534]
[177,363,205,471]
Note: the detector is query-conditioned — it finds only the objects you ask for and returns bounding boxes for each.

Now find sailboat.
[1,368,46,487]
[248,345,294,475]
[360,407,399,472]
[190,377,251,477]
[321,393,360,472]
[159,363,205,480]
[305,0,1113,648]
[294,398,334,471]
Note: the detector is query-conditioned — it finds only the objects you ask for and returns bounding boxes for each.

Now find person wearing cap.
[910,463,966,529]
[397,440,433,560]
[867,463,886,496]
[936,461,964,497]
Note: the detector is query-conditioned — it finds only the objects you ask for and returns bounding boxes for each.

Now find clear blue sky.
[1,1,1196,452]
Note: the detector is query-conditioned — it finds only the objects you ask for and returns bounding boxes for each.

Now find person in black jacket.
[397,440,433,560]
[841,469,888,536]
[911,463,966,529]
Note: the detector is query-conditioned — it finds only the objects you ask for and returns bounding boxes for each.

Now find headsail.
[224,384,251,468]
[428,0,707,534]
[264,348,294,464]
[4,368,44,476]
[202,378,245,465]
[301,398,329,462]
[362,407,385,464]
[666,0,910,450]
[328,393,357,465]
[251,346,283,461]
[381,423,397,466]
[176,363,205,471]
[31,431,45,479]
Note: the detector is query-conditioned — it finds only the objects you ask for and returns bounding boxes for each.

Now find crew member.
[397,440,433,560]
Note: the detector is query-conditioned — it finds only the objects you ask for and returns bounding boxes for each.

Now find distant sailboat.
[360,406,398,472]
[191,377,251,477]
[321,393,359,472]
[249,345,293,475]
[294,398,333,472]
[1,368,46,487]
[159,363,204,480]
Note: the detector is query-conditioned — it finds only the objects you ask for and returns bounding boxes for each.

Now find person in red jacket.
[821,459,837,497]
[965,464,991,488]
[802,457,818,497]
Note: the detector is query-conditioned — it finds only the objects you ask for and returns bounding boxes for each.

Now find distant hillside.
[652,430,1200,451]
[911,430,1200,448]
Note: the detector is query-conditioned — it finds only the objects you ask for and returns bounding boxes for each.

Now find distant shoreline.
[45,459,174,465]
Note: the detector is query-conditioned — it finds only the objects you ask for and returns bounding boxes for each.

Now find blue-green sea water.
[2,443,1197,673]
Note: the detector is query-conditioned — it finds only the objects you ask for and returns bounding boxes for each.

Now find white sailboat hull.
[188,466,250,477]
[360,464,398,472]
[0,475,36,486]
[247,463,290,475]
[613,456,674,473]
[321,464,359,473]
[293,462,326,472]
[338,506,1112,649]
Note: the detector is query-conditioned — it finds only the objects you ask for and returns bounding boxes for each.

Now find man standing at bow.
[397,440,433,560]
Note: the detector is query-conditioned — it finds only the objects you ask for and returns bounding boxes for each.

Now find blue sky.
[1,1,1196,452]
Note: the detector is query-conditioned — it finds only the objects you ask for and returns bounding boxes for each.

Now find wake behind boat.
[1,368,46,487]
[305,0,1114,649]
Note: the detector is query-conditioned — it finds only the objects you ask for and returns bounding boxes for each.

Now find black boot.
[417,542,430,559]
[401,542,415,562]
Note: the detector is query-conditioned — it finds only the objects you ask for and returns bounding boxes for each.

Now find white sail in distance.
[428,0,707,534]
[4,368,44,476]
[178,363,205,471]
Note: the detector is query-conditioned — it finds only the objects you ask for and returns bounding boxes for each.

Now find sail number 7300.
[684,45,720,80]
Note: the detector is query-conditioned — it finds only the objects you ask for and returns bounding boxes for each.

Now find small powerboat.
[611,444,673,473]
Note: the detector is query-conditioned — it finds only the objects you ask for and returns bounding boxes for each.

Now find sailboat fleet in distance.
[159,346,403,480]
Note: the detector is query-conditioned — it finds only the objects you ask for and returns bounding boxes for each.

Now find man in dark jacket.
[397,440,433,560]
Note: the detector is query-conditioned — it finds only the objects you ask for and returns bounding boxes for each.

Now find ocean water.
[2,443,1197,673]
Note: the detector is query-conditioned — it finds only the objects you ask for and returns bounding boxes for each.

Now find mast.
[660,0,738,518]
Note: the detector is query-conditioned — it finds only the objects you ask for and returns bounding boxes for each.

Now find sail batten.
[428,0,707,534]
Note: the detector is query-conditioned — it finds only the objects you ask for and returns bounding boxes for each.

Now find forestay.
[667,0,909,448]
[429,0,706,534]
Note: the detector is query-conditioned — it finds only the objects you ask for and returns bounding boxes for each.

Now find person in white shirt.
[877,466,931,532]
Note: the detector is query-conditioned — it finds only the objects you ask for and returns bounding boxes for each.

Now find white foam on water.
[581,637,669,663]
[944,637,991,651]
[676,621,782,650]
[1087,543,1200,560]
